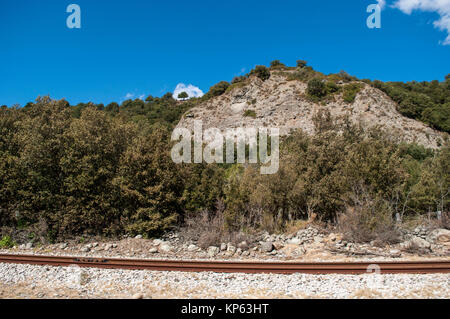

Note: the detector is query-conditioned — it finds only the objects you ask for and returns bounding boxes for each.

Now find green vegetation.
[0,235,15,248]
[369,77,450,133]
[177,92,189,100]
[204,81,230,99]
[270,60,286,70]
[0,97,447,241]
[296,60,307,68]
[307,78,327,98]
[306,78,340,101]
[342,83,364,103]
[0,59,448,242]
[249,65,271,81]
[243,110,257,118]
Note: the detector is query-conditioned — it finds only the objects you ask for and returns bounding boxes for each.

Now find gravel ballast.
[0,263,448,299]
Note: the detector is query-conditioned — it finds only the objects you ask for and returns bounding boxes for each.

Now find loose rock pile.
[2,226,449,262]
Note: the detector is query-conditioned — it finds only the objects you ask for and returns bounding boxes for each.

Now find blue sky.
[1,0,449,106]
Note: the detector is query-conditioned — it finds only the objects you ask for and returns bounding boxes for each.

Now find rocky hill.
[177,70,447,148]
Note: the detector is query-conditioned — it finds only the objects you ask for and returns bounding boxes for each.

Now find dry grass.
[180,207,255,249]
[337,187,401,245]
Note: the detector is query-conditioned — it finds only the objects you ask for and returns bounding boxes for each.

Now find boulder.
[220,243,227,251]
[273,242,284,250]
[261,242,274,252]
[207,246,220,257]
[158,243,173,253]
[427,229,450,244]
[187,244,198,252]
[288,237,303,245]
[226,243,236,253]
[409,236,431,249]
[389,249,402,258]
[237,241,248,250]
[149,248,158,254]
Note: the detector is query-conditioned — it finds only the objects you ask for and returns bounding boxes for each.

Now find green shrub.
[177,92,189,100]
[0,235,15,248]
[205,81,230,98]
[296,60,307,68]
[231,76,247,84]
[270,60,285,70]
[369,76,450,133]
[307,78,327,98]
[250,65,270,81]
[342,83,363,103]
[243,110,257,118]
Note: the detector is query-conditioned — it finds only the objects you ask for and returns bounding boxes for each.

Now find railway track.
[1,253,449,274]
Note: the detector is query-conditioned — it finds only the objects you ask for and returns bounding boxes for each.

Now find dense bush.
[249,65,271,81]
[204,81,230,99]
[1,65,449,242]
[307,79,327,98]
[0,98,183,239]
[342,83,363,103]
[270,60,286,70]
[370,77,450,133]
[296,60,307,68]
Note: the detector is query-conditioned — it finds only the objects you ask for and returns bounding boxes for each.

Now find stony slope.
[177,71,447,148]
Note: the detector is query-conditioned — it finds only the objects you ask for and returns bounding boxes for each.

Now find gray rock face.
[176,73,443,149]
[261,242,274,252]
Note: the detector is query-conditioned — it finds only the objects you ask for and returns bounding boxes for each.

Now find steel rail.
[0,253,449,274]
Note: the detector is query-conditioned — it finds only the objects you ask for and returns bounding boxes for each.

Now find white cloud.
[173,83,204,100]
[122,92,146,101]
[392,0,450,44]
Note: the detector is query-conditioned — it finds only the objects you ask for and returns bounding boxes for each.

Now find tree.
[177,92,189,101]
[270,60,285,69]
[296,60,307,68]
[250,66,270,81]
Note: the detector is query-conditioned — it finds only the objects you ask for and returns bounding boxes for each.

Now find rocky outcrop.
[177,71,446,148]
